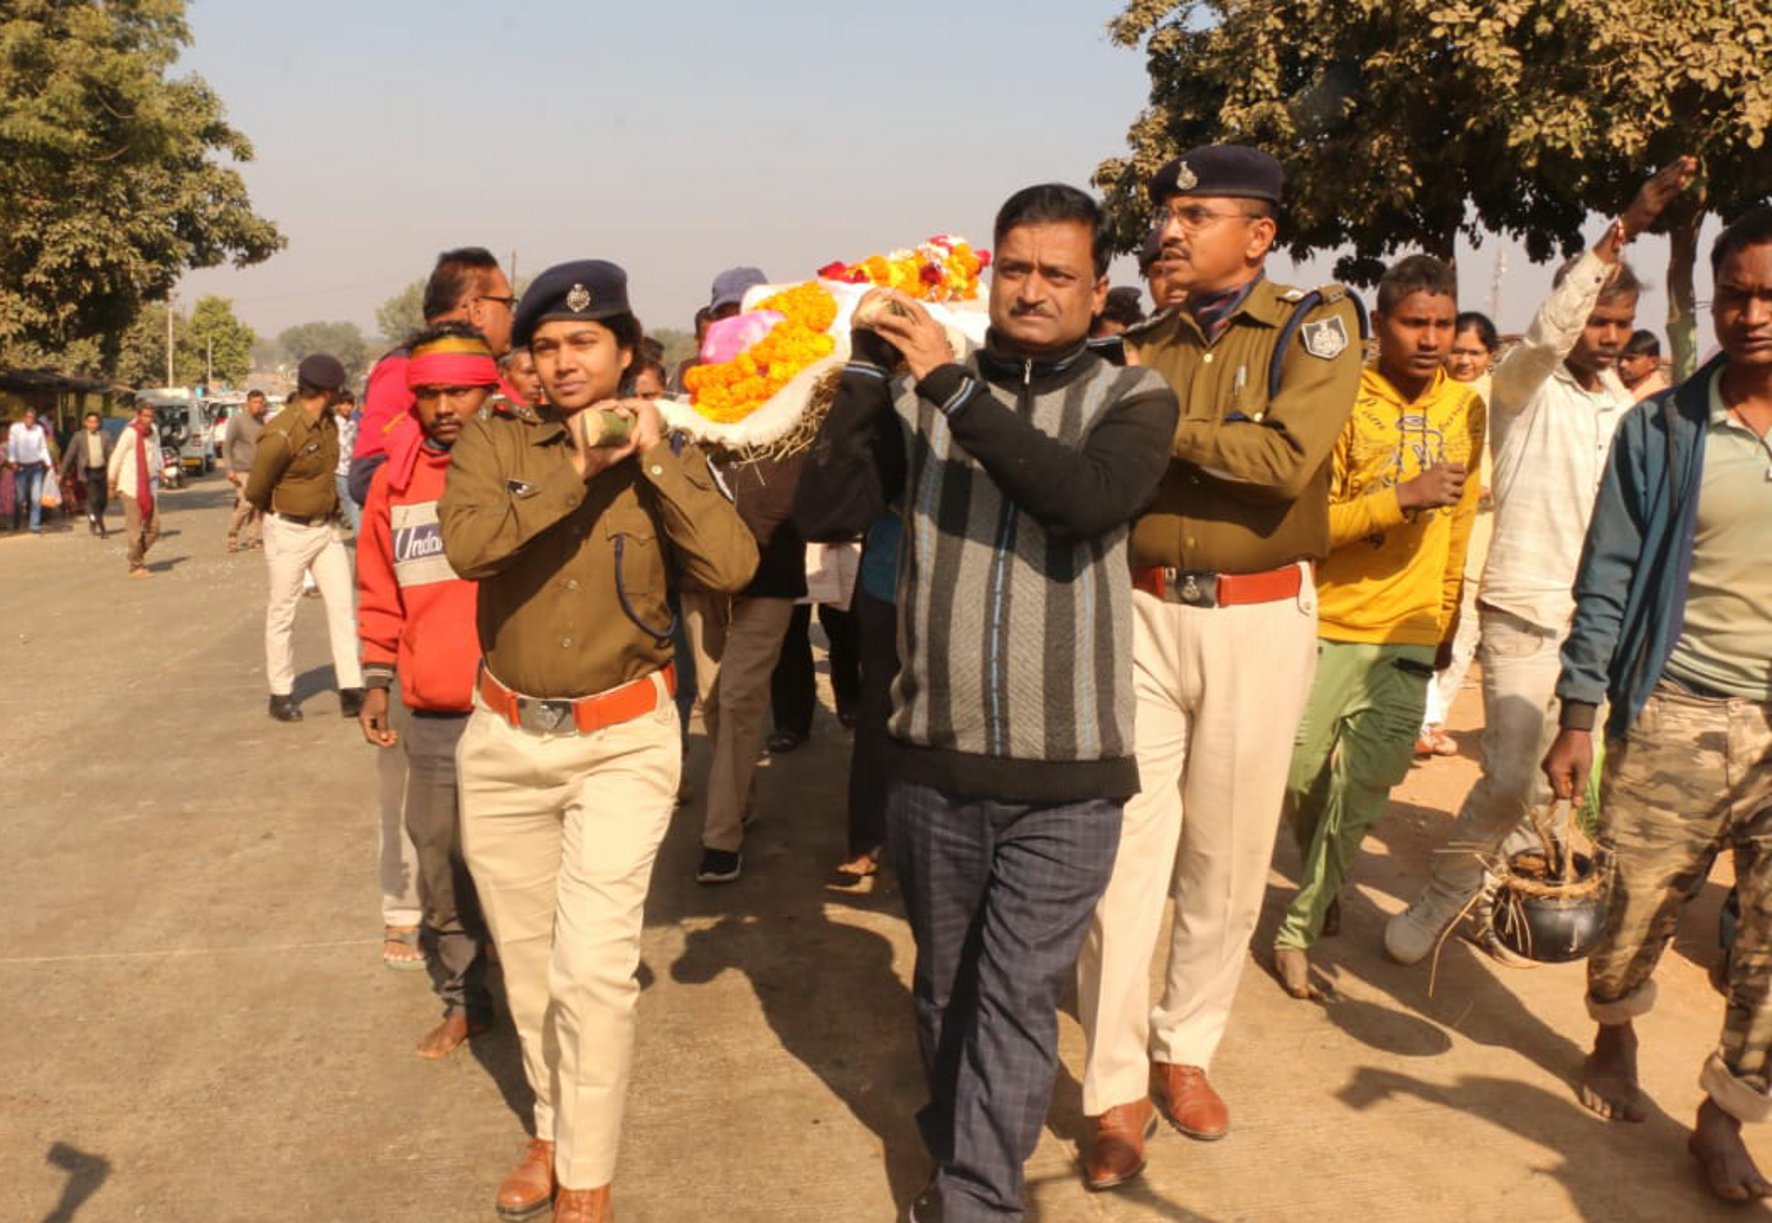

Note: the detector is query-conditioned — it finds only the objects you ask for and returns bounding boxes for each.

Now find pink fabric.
[700,310,784,365]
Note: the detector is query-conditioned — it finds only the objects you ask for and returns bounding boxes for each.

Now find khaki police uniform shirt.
[438,403,759,700]
[1128,277,1363,575]
[244,403,341,518]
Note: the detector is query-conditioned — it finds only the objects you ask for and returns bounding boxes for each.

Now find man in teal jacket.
[1544,203,1772,1203]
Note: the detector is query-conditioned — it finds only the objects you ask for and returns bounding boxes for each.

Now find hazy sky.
[173,1,1718,354]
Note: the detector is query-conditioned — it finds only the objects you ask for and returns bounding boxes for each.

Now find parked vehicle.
[135,389,219,477]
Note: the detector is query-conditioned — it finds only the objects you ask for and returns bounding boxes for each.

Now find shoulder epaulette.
[1122,303,1182,346]
[1267,283,1369,399]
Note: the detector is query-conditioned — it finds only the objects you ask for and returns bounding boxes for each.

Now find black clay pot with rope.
[1492,850,1608,963]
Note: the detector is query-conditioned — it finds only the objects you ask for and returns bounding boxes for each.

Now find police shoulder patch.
[1300,315,1350,360]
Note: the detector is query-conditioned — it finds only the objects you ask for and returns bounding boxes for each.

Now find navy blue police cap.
[1148,145,1283,206]
[513,260,632,348]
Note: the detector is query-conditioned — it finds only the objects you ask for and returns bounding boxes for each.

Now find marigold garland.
[683,282,837,423]
[817,234,990,301]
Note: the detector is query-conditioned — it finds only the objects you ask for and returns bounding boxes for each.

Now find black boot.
[268,693,303,722]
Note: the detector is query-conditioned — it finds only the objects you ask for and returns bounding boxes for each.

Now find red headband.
[406,351,499,390]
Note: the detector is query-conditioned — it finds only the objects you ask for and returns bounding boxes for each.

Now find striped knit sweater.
[796,336,1178,802]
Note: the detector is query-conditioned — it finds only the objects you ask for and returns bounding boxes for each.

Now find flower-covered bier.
[817,235,991,302]
[682,282,838,424]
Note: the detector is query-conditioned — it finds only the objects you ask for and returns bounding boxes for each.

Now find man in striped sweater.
[796,183,1179,1223]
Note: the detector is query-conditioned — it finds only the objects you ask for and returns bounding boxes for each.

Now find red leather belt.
[1133,563,1305,608]
[479,663,675,735]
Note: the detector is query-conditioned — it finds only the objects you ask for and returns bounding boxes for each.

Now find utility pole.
[165,297,175,387]
[510,249,519,291]
[206,338,213,388]
[1489,246,1507,323]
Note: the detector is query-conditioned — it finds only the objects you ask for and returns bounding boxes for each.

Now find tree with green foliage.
[375,279,426,348]
[109,295,254,389]
[186,295,254,387]
[278,321,370,384]
[1097,0,1772,375]
[0,0,283,365]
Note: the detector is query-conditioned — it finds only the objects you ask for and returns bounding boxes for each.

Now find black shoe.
[907,1177,942,1223]
[695,848,742,885]
[268,694,303,722]
[339,687,366,718]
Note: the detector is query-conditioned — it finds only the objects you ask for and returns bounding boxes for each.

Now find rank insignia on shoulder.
[1300,316,1350,360]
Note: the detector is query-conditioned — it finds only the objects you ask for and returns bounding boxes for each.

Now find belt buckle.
[519,698,576,735]
[1172,570,1218,608]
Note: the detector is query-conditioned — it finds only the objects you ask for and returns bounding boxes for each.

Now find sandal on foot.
[382,925,425,971]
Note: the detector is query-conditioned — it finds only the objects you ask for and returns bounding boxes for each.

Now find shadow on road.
[651,725,931,1216]
[40,1142,109,1223]
[1336,1066,1715,1223]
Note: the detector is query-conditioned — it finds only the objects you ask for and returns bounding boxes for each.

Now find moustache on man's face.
[1010,302,1055,318]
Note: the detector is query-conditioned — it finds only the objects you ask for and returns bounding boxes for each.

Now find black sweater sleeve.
[917,364,1180,541]
[792,363,906,542]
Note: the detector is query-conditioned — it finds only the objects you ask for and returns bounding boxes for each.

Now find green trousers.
[1276,640,1434,951]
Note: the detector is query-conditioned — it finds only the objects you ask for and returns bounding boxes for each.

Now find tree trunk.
[1665,209,1703,381]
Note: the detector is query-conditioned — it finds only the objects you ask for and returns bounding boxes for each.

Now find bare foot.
[1273,946,1326,1001]
[416,1011,490,1059]
[1690,1098,1772,1201]
[1579,1022,1646,1122]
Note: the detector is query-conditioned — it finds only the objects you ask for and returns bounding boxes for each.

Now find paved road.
[1,475,1760,1222]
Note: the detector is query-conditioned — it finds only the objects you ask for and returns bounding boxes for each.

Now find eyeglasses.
[1154,205,1263,234]
[476,295,518,311]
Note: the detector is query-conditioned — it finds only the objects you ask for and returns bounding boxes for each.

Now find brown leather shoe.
[553,1185,612,1223]
[1151,1062,1229,1141]
[1082,1098,1158,1190]
[496,1138,555,1221]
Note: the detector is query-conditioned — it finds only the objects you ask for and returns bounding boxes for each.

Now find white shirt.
[6,422,50,466]
[106,425,162,501]
[1480,250,1635,632]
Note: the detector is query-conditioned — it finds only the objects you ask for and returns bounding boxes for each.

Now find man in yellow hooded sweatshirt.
[1273,254,1485,998]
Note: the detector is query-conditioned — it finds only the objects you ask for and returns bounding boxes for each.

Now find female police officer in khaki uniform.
[438,260,757,1223]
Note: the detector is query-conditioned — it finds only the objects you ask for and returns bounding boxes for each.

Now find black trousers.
[845,590,898,856]
[82,468,108,528]
[769,601,859,738]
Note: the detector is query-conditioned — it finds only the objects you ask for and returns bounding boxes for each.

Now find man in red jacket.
[357,322,500,1057]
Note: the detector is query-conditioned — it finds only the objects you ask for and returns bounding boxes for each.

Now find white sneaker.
[1384,883,1468,965]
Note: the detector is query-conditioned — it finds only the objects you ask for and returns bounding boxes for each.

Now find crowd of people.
[13,140,1771,1223]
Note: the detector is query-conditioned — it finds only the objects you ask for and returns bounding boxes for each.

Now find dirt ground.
[1,475,1764,1223]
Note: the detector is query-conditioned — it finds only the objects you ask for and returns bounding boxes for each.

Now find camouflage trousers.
[1586,681,1772,1122]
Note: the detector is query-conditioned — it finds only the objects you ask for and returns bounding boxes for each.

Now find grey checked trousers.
[889,779,1122,1221]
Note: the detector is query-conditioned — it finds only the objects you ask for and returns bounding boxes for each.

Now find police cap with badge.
[1147,144,1365,378]
[513,260,633,348]
[1148,144,1284,207]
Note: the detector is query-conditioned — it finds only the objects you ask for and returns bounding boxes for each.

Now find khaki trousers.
[1077,579,1318,1114]
[227,484,262,548]
[681,592,794,853]
[122,497,160,571]
[262,514,362,696]
[457,695,680,1189]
